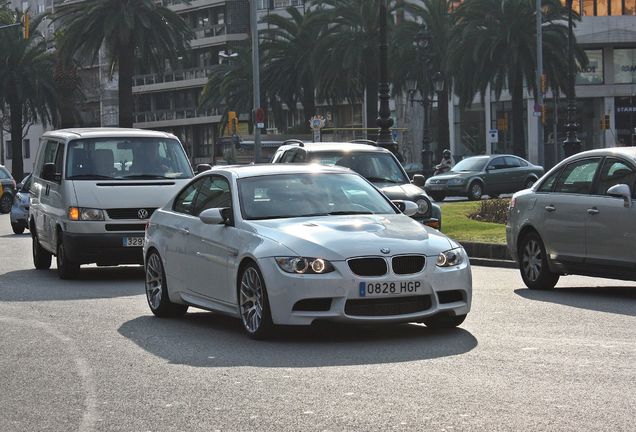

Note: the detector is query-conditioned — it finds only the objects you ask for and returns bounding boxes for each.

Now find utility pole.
[250,0,261,163]
[536,0,544,166]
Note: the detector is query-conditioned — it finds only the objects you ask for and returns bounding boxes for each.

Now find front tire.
[423,314,466,329]
[11,222,25,235]
[518,232,559,290]
[145,251,188,317]
[32,230,52,270]
[56,235,80,280]
[0,193,12,213]
[238,263,273,339]
[467,182,483,201]
[430,193,446,202]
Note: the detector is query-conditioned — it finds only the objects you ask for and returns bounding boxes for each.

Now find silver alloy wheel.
[240,267,264,333]
[521,238,542,282]
[470,183,482,199]
[146,253,163,310]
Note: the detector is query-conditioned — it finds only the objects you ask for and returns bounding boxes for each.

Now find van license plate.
[123,237,144,247]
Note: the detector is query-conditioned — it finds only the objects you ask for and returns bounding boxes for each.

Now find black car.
[271,141,442,229]
[0,165,16,214]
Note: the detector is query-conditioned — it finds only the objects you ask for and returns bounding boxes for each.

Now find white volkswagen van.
[30,128,195,279]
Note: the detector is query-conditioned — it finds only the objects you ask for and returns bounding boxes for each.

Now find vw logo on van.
[137,209,149,219]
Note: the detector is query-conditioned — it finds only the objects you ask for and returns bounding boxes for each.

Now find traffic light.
[540,74,547,93]
[22,13,29,38]
[600,114,610,130]
[541,104,547,125]
[227,111,237,135]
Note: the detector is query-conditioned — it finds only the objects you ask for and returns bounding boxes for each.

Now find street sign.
[488,129,499,144]
[254,107,265,129]
[309,115,325,131]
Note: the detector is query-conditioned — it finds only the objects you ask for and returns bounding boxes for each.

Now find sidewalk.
[460,241,517,269]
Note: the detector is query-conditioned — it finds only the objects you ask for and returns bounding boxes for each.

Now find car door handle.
[178,226,190,235]
[544,205,556,212]
[587,207,599,215]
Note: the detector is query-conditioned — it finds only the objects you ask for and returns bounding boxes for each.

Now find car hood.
[71,180,185,209]
[428,172,474,182]
[376,182,427,200]
[247,214,454,260]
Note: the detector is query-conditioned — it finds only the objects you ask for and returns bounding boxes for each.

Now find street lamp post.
[563,0,581,158]
[407,73,444,177]
[376,0,396,154]
[250,0,262,163]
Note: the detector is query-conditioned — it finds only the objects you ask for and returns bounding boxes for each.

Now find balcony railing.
[134,65,216,87]
[134,107,222,124]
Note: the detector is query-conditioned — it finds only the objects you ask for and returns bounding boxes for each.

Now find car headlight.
[415,197,430,215]
[68,207,105,221]
[436,247,463,267]
[275,257,335,274]
[448,178,465,185]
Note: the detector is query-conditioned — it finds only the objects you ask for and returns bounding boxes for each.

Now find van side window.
[54,144,65,175]
[39,141,59,176]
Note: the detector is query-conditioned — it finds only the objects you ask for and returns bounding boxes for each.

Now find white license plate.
[359,281,421,297]
[428,185,445,190]
[122,237,144,247]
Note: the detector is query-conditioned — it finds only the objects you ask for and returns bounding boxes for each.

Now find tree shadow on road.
[514,286,636,316]
[118,312,478,368]
[0,267,144,301]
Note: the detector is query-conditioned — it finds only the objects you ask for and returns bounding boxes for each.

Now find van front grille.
[106,208,157,220]
[105,224,146,232]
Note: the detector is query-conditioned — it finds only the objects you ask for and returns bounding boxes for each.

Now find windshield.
[307,151,408,184]
[451,157,489,172]
[65,137,193,180]
[238,172,398,220]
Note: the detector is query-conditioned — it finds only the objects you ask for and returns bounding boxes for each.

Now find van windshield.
[65,137,193,180]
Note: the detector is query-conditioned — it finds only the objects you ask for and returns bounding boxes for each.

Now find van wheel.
[32,230,52,270]
[57,236,80,280]
[0,193,11,213]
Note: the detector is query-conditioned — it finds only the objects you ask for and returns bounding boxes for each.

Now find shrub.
[468,198,510,224]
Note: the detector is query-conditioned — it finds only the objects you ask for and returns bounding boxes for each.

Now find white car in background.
[144,164,472,339]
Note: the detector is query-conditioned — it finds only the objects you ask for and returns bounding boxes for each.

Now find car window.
[292,150,306,163]
[595,158,636,196]
[504,157,521,168]
[553,158,601,194]
[0,167,10,180]
[334,152,408,183]
[192,176,232,216]
[452,157,489,172]
[173,180,201,215]
[39,140,59,176]
[54,144,65,175]
[487,157,506,170]
[537,169,560,192]
[280,150,296,163]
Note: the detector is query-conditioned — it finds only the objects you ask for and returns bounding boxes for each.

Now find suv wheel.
[519,232,559,290]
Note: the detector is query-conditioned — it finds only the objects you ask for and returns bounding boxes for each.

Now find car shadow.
[117,312,478,368]
[514,286,636,316]
[0,267,144,301]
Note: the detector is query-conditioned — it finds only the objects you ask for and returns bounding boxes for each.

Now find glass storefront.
[614,49,636,84]
[615,96,636,146]
[577,49,604,84]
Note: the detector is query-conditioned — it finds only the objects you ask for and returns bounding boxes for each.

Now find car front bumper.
[425,184,468,195]
[258,256,472,326]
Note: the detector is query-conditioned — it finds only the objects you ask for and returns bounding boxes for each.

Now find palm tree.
[390,0,454,155]
[0,10,58,180]
[260,7,326,133]
[310,0,389,136]
[449,0,585,157]
[53,0,193,128]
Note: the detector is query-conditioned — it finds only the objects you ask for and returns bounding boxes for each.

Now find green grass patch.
[441,201,507,244]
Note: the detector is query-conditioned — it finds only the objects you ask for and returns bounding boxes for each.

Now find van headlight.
[68,207,105,221]
[436,247,463,267]
[276,257,335,274]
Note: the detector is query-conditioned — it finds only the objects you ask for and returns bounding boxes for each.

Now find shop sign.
[576,49,603,85]
[614,49,636,84]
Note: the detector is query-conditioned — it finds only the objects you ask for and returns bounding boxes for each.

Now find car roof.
[566,146,636,161]
[209,163,353,179]
[277,142,392,154]
[42,128,178,141]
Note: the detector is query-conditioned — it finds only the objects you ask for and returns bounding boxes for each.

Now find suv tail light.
[509,197,516,209]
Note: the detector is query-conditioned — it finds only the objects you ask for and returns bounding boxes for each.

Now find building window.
[6,141,11,159]
[23,139,30,159]
[576,49,603,84]
[563,0,635,14]
[614,48,636,84]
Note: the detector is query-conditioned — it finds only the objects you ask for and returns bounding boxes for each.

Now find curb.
[459,241,516,269]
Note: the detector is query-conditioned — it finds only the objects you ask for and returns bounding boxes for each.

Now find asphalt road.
[0,214,634,432]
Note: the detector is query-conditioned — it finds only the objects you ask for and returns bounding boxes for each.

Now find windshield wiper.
[67,174,114,179]
[122,174,170,179]
[365,177,401,183]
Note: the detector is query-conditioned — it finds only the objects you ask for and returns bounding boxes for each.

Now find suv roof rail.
[349,139,378,146]
[282,139,305,147]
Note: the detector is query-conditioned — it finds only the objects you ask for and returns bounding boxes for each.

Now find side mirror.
[607,184,632,208]
[199,208,225,225]
[412,174,426,187]
[392,200,418,217]
[196,164,212,175]
[41,163,59,182]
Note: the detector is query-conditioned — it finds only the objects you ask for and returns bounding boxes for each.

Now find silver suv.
[507,147,636,289]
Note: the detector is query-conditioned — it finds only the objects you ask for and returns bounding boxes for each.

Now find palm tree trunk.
[511,75,526,158]
[9,101,24,180]
[118,44,135,128]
